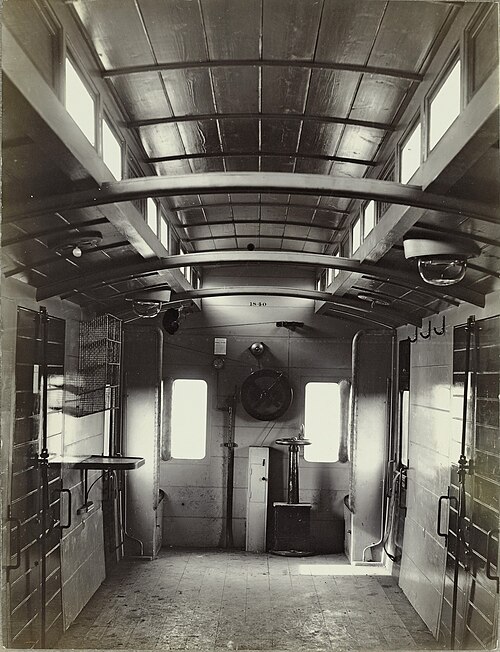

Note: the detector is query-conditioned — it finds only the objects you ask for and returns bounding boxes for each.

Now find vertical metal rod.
[288,444,299,504]
[225,397,236,549]
[450,315,475,650]
[39,307,49,649]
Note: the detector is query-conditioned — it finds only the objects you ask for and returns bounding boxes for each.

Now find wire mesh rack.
[73,314,122,417]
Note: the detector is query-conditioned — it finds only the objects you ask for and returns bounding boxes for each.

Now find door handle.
[56,488,72,529]
[437,494,457,540]
[486,528,499,593]
[4,515,21,570]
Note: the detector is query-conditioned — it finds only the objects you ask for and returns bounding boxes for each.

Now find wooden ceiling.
[2,0,499,327]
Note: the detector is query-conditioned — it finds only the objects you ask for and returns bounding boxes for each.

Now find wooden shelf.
[48,455,145,470]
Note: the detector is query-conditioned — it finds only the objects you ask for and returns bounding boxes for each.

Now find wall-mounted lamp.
[49,231,103,258]
[403,238,480,286]
[163,308,180,334]
[249,342,265,357]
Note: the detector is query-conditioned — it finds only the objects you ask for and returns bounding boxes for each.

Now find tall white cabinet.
[245,446,269,552]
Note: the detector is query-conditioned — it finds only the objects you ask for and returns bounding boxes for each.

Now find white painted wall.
[159,266,357,550]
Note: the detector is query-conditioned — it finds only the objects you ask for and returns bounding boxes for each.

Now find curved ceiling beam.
[147,151,376,167]
[93,284,417,327]
[36,251,485,307]
[179,219,343,232]
[162,287,419,326]
[7,173,498,225]
[128,112,393,133]
[187,234,335,246]
[102,59,423,82]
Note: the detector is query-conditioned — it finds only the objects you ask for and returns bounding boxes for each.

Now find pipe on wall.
[348,328,395,562]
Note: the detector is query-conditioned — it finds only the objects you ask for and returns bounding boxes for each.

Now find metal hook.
[408,326,418,343]
[433,316,446,336]
[420,321,431,339]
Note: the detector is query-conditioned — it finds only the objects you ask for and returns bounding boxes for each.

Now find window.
[363,201,376,237]
[180,246,187,279]
[316,274,322,291]
[304,382,340,462]
[326,267,334,287]
[333,250,340,278]
[429,59,461,150]
[160,213,169,249]
[65,56,95,145]
[171,379,207,459]
[147,198,158,234]
[351,217,361,253]
[400,121,421,184]
[102,118,122,179]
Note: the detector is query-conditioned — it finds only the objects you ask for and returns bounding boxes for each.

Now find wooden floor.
[56,549,441,650]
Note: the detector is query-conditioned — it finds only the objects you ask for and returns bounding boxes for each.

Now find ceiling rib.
[35,251,485,307]
[350,286,439,314]
[170,201,349,216]
[147,151,377,167]
[179,219,343,231]
[358,275,460,307]
[4,241,130,278]
[127,112,394,133]
[1,218,109,248]
[101,59,423,82]
[8,173,497,225]
[185,234,335,246]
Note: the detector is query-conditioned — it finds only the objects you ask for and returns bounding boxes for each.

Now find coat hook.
[408,326,418,343]
[420,321,431,339]
[433,316,446,336]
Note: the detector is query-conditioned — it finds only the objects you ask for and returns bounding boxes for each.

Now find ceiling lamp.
[132,300,162,318]
[49,231,102,258]
[403,238,481,286]
[126,290,172,319]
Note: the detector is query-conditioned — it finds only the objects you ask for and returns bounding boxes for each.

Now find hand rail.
[4,515,21,571]
[486,528,499,593]
[437,494,458,540]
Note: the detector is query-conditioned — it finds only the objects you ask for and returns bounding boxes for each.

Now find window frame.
[302,378,345,464]
[426,53,462,152]
[102,114,123,180]
[399,117,422,184]
[64,52,97,147]
[351,216,361,254]
[147,198,159,235]
[160,211,169,250]
[333,250,340,278]
[362,200,376,239]
[163,377,209,462]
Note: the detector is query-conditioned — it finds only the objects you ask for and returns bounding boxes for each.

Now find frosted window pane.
[400,123,421,184]
[171,379,207,459]
[304,382,340,462]
[429,60,461,150]
[352,218,361,253]
[65,58,95,145]
[102,119,122,180]
[160,216,169,249]
[147,198,157,234]
[334,251,340,277]
[363,201,375,237]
